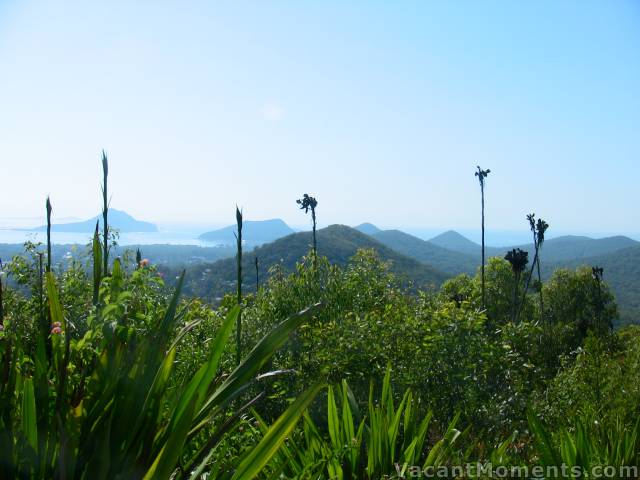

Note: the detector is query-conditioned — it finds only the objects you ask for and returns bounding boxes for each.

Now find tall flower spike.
[475,166,490,310]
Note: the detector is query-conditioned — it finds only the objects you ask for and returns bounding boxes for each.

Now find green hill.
[177,224,448,300]
[371,229,477,275]
[528,235,639,263]
[429,230,638,263]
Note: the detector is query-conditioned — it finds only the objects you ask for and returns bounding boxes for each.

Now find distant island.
[32,209,158,233]
[198,218,295,244]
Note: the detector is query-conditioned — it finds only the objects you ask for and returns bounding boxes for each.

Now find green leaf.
[92,222,102,305]
[144,393,199,480]
[46,272,65,330]
[527,409,561,467]
[327,386,340,449]
[232,383,323,480]
[22,378,38,452]
[195,303,321,425]
[171,306,239,435]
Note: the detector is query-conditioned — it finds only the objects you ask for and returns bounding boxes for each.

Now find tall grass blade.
[92,220,102,306]
[21,378,38,452]
[101,150,109,275]
[232,383,323,480]
[235,206,243,365]
[194,303,322,427]
[46,197,52,272]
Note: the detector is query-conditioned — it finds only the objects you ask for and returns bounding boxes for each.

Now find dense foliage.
[0,234,637,478]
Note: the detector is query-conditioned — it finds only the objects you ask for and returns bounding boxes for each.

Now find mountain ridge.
[371,229,477,275]
[427,230,639,262]
[177,224,448,300]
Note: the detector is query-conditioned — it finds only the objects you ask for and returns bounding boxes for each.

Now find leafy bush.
[0,257,321,478]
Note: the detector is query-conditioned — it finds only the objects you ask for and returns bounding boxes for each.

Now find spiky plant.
[0,268,323,479]
[45,197,52,273]
[528,411,640,476]
[36,253,51,360]
[92,221,102,307]
[505,248,528,323]
[263,367,467,479]
[235,206,243,365]
[45,198,54,360]
[474,166,490,310]
[520,214,549,320]
[296,194,318,267]
[101,150,109,275]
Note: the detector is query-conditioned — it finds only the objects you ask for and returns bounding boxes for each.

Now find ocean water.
[0,229,222,247]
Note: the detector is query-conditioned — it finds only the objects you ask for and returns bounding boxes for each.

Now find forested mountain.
[428,230,639,262]
[545,245,640,326]
[354,223,382,235]
[371,229,476,275]
[529,235,639,262]
[363,229,639,323]
[198,218,294,244]
[174,224,448,300]
[32,209,158,233]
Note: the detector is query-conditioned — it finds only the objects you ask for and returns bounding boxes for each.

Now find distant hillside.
[545,246,640,327]
[177,225,448,300]
[198,219,294,244]
[429,230,488,257]
[429,230,639,263]
[528,235,639,263]
[371,230,477,275]
[33,209,157,233]
[354,223,382,235]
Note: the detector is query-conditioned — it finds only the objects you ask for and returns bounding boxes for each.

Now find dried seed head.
[296,193,317,213]
[505,248,528,273]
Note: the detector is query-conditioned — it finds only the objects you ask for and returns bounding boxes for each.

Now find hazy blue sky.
[1,1,638,234]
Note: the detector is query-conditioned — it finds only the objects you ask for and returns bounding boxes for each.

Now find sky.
[1,0,639,237]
